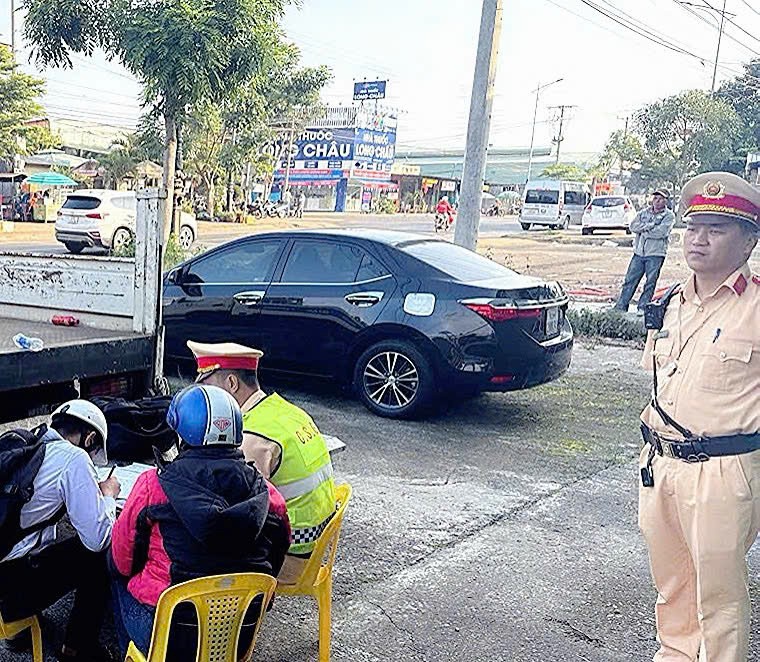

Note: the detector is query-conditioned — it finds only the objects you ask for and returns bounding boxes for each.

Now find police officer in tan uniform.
[638,172,760,662]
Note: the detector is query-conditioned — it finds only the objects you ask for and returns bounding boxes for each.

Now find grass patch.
[567,308,646,344]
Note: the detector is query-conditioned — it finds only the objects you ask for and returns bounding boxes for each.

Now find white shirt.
[1,429,117,562]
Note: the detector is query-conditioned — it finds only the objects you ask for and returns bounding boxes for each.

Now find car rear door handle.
[234,290,265,306]
[345,291,384,307]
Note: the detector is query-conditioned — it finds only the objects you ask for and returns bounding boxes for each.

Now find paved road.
[2,342,757,661]
[0,214,538,255]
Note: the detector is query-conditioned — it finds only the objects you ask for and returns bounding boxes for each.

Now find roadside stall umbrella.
[25,172,78,187]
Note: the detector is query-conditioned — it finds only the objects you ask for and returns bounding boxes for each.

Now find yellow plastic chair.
[125,572,277,662]
[0,611,43,662]
[276,483,353,662]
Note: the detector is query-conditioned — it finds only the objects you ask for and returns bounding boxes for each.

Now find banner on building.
[275,127,355,178]
[353,80,387,101]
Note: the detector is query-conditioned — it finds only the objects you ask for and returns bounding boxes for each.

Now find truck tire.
[353,340,435,419]
[581,228,592,236]
[64,242,85,254]
[112,227,133,252]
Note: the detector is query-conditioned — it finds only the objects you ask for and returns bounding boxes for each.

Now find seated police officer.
[110,384,290,659]
[0,400,119,661]
[187,341,337,583]
[638,171,759,662]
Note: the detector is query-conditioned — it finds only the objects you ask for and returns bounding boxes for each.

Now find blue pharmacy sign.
[353,80,387,101]
[291,127,355,162]
[354,127,397,168]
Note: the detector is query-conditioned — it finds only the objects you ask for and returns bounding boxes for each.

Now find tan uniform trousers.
[639,448,760,662]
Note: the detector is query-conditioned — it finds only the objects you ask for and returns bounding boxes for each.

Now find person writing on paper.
[0,400,119,662]
[109,384,290,660]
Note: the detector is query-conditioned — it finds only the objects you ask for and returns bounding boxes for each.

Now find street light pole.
[10,0,16,61]
[526,78,562,184]
[453,0,503,251]
[711,0,727,92]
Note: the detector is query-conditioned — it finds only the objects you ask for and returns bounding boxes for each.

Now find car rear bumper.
[446,326,574,393]
[55,229,106,248]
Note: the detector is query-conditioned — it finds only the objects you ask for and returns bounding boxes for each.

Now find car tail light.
[624,203,631,211]
[584,205,592,213]
[461,301,543,322]
[85,212,103,219]
[490,375,515,384]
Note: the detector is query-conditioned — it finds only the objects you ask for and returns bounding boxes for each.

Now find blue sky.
[2,0,760,154]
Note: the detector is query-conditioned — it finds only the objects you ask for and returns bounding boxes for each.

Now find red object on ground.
[52,315,80,327]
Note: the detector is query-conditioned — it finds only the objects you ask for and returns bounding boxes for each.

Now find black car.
[163,229,573,418]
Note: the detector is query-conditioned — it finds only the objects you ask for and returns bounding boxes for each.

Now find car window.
[401,241,517,281]
[281,240,365,283]
[114,196,135,211]
[186,240,282,284]
[356,252,388,281]
[525,189,559,205]
[62,196,101,211]
[563,190,586,205]
[591,197,626,207]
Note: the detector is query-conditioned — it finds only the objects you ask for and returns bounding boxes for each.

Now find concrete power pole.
[453,0,503,251]
[10,0,16,60]
[550,105,575,164]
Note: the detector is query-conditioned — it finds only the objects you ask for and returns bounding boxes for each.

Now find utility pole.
[10,0,15,61]
[526,78,563,184]
[711,0,727,92]
[454,0,503,251]
[550,105,575,164]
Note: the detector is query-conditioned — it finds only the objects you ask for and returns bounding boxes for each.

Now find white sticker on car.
[404,293,436,317]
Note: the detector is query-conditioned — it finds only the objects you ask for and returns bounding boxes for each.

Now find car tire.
[581,228,592,236]
[179,225,195,250]
[625,227,632,235]
[520,222,531,231]
[563,215,571,229]
[111,227,133,252]
[64,242,85,254]
[353,340,435,419]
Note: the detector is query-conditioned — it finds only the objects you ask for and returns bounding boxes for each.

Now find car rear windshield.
[591,197,626,208]
[62,196,101,211]
[525,189,559,205]
[401,241,517,281]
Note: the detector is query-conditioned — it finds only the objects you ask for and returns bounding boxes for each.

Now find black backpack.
[0,424,64,560]
[91,396,178,463]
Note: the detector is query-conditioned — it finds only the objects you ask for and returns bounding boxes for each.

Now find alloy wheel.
[363,351,419,410]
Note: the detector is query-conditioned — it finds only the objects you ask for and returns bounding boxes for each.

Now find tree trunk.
[162,113,178,241]
[226,168,234,212]
[206,179,215,219]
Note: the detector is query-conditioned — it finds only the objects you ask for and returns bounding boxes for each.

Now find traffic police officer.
[187,341,337,583]
[638,172,760,662]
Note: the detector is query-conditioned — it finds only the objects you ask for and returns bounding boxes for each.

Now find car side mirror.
[167,268,182,285]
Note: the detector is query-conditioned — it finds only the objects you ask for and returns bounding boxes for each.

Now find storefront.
[272,109,398,212]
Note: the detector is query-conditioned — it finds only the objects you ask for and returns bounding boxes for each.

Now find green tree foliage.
[23,0,290,237]
[717,58,760,150]
[540,163,589,181]
[0,44,58,160]
[631,90,747,191]
[597,129,644,174]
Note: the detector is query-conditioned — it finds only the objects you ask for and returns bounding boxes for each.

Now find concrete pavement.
[3,342,756,661]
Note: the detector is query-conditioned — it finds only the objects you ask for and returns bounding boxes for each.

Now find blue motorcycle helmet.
[166,384,243,447]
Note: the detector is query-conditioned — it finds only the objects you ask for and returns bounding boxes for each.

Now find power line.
[740,0,760,16]
[669,0,760,56]
[701,0,760,44]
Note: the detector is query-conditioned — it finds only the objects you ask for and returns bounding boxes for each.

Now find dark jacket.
[111,446,290,606]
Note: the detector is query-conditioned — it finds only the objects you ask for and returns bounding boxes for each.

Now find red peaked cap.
[187,341,263,375]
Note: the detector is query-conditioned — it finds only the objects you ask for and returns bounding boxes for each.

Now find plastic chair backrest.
[292,483,353,590]
[143,573,277,662]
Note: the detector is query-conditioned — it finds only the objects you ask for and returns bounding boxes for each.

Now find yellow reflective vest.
[243,393,336,555]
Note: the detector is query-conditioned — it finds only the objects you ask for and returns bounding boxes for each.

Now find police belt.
[641,423,760,463]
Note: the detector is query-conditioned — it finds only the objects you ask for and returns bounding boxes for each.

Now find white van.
[55,189,197,254]
[519,180,589,230]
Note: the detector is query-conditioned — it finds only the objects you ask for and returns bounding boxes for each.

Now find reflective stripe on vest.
[291,510,335,546]
[277,463,333,501]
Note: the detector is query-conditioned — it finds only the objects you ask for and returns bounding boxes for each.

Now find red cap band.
[196,356,260,372]
[686,193,759,222]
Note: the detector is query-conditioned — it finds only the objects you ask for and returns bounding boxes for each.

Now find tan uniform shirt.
[240,390,282,479]
[641,263,760,439]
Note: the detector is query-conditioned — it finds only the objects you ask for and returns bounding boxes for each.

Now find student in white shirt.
[0,400,120,662]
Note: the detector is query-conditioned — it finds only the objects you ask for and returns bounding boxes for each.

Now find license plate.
[545,306,560,336]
